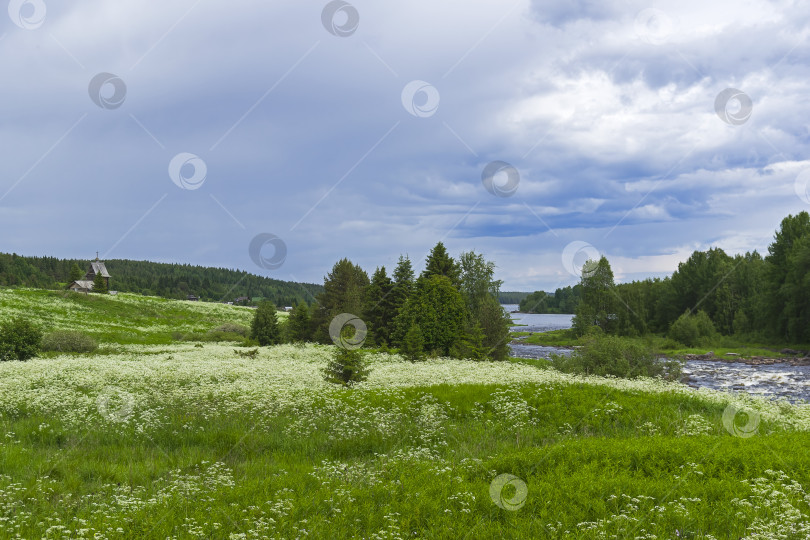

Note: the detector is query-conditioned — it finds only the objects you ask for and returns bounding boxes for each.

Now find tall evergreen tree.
[363,266,395,346]
[312,259,369,343]
[92,271,108,294]
[394,275,465,356]
[286,301,312,342]
[389,255,415,342]
[420,242,461,287]
[251,301,281,346]
[68,263,83,283]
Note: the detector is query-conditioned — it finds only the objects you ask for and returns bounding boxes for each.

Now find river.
[503,305,810,403]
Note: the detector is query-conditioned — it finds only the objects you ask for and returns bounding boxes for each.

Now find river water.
[503,305,810,403]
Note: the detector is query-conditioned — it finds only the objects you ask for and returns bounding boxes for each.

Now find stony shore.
[679,350,810,367]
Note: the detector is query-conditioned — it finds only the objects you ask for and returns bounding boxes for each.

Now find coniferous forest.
[0,254,322,307]
[529,211,810,345]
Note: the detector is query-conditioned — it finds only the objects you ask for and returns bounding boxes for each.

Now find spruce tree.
[286,302,312,342]
[312,259,369,343]
[393,275,465,356]
[389,256,415,345]
[251,301,281,346]
[420,242,461,287]
[323,347,369,386]
[68,263,83,283]
[363,266,395,346]
[92,270,108,294]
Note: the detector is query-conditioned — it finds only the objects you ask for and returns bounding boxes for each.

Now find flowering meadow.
[0,289,266,344]
[2,289,810,538]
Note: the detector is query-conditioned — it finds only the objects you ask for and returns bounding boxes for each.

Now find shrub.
[324,347,369,387]
[0,317,42,361]
[233,348,259,359]
[668,310,717,347]
[40,331,98,353]
[213,323,249,336]
[552,333,678,379]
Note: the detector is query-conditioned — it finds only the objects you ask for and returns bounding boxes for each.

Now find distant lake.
[502,304,574,333]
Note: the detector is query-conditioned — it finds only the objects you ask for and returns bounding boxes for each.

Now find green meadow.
[1,288,809,539]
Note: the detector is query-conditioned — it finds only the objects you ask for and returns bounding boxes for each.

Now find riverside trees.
[564,212,810,345]
[309,242,511,361]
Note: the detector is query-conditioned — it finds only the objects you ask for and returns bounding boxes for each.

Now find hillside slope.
[0,288,281,345]
[0,253,323,306]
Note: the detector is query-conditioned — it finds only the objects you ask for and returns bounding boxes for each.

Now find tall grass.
[1,343,809,538]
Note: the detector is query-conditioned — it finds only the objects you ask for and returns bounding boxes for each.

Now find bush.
[0,317,42,361]
[213,323,249,336]
[40,331,98,353]
[324,347,369,387]
[552,333,678,379]
[668,310,717,347]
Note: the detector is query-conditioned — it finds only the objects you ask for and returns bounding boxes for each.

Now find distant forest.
[497,291,530,304]
[518,285,582,314]
[0,254,323,306]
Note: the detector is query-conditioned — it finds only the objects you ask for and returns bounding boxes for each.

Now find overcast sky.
[2,0,809,291]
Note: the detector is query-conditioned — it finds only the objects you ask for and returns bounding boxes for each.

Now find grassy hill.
[0,288,279,345]
[0,252,323,306]
[1,287,810,538]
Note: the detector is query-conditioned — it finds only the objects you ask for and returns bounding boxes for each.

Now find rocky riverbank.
[680,350,810,367]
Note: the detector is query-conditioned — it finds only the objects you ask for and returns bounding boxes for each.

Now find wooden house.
[68,256,111,293]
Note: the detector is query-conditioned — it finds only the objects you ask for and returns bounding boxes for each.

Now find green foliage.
[498,291,530,304]
[323,347,369,386]
[213,323,249,336]
[40,331,98,353]
[92,271,108,294]
[420,242,461,287]
[476,295,511,361]
[312,259,369,343]
[571,257,617,335]
[250,301,281,346]
[68,263,83,283]
[363,266,395,346]
[450,322,488,360]
[285,302,312,343]
[458,251,501,314]
[0,253,322,306]
[233,348,259,359]
[400,323,425,362]
[668,310,717,347]
[0,288,261,346]
[519,285,582,314]
[0,317,42,361]
[552,332,675,379]
[394,275,465,357]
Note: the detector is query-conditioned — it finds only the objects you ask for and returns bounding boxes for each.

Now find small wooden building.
[68,280,95,293]
[68,256,111,293]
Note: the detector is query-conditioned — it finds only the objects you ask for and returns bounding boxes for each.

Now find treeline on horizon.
[568,211,810,345]
[282,242,512,361]
[0,255,323,307]
[518,286,582,314]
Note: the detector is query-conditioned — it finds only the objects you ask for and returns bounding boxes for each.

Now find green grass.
[514,328,810,359]
[0,287,283,345]
[515,328,579,347]
[2,372,808,539]
[2,289,810,538]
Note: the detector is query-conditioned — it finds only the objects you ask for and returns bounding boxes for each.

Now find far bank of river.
[503,305,810,403]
